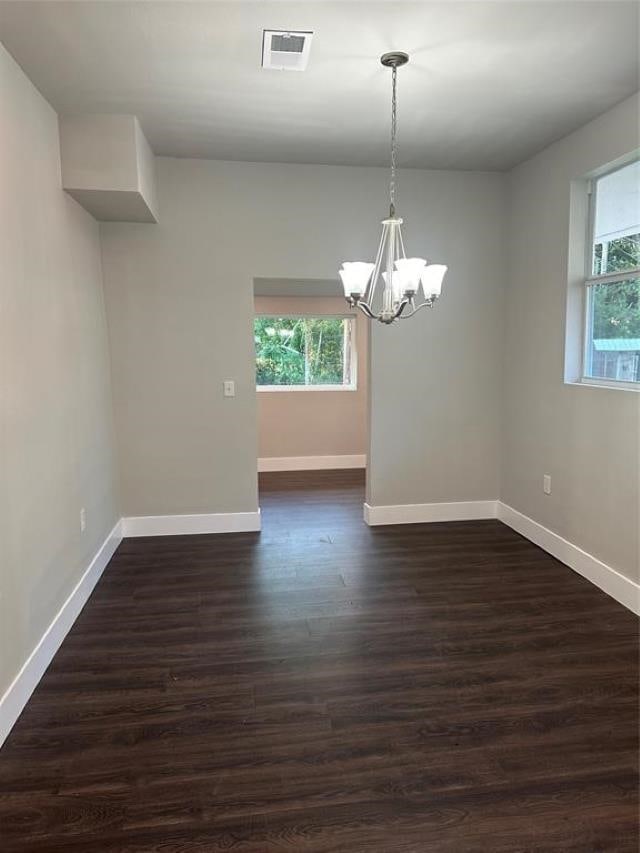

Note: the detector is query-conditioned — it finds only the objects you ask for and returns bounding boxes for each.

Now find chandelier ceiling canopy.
[339,52,447,324]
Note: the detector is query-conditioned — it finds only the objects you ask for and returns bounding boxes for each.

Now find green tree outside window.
[255,316,353,386]
[592,234,640,339]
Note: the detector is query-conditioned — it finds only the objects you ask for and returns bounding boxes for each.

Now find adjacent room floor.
[1,470,637,851]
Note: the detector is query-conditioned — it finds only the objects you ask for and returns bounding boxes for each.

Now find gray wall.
[100,158,507,517]
[503,94,639,583]
[0,44,119,698]
[367,171,507,507]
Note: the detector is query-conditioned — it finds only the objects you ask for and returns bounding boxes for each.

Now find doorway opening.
[252,277,369,524]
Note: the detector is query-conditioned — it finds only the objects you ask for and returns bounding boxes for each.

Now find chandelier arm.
[398,299,435,319]
[392,297,411,320]
[366,222,388,305]
[383,221,396,317]
[397,224,407,259]
[356,301,377,320]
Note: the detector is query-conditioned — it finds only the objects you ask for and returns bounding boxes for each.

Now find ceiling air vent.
[262,30,313,71]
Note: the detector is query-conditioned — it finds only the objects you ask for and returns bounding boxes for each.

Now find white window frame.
[580,161,640,391]
[255,314,358,392]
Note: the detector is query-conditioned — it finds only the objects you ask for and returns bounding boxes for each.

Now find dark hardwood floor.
[1,470,637,851]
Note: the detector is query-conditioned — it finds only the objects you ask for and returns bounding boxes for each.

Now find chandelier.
[339,52,447,324]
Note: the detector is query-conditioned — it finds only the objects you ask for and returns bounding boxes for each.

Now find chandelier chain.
[389,65,397,217]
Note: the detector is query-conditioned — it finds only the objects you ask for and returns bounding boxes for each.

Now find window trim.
[254,313,358,392]
[579,160,640,391]
[256,383,357,392]
[579,376,640,392]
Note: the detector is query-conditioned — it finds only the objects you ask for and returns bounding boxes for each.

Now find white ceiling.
[1,1,638,171]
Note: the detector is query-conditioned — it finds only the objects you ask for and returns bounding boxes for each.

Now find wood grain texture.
[1,469,637,851]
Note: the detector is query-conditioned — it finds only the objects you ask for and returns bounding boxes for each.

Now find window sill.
[566,377,640,392]
[257,384,357,393]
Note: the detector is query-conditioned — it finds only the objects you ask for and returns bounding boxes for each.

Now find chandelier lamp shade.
[339,52,447,324]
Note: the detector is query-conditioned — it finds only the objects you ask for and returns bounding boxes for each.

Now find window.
[254,315,357,390]
[583,160,640,387]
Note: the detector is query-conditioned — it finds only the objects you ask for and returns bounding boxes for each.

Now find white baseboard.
[363,497,638,614]
[0,519,123,747]
[122,510,261,537]
[258,454,366,472]
[364,500,498,526]
[0,508,261,746]
[497,502,639,615]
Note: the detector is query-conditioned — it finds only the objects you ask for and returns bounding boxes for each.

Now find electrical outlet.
[80,507,87,533]
[223,380,235,398]
[543,475,551,495]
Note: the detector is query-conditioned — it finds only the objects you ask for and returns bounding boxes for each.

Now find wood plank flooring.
[1,469,637,851]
